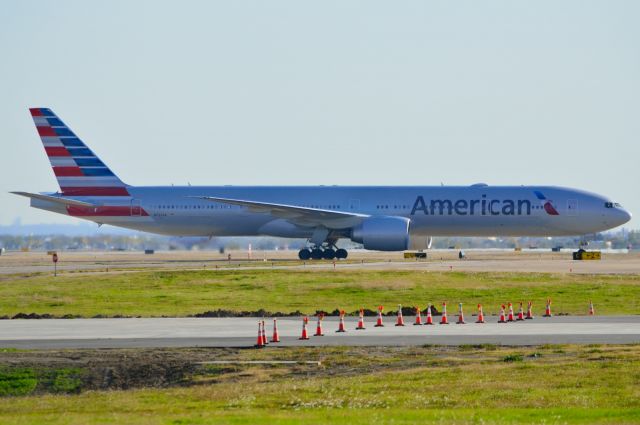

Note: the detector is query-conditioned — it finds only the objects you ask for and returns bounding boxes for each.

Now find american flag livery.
[30,107,129,197]
[30,108,147,217]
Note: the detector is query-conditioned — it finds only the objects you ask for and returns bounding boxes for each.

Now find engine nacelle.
[351,216,410,251]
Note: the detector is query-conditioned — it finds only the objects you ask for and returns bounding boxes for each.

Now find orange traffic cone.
[314,314,325,336]
[456,303,465,324]
[299,316,309,340]
[336,310,347,332]
[375,306,385,327]
[261,320,269,345]
[255,321,265,348]
[516,303,525,321]
[395,304,405,326]
[356,308,366,330]
[525,301,534,319]
[414,306,423,325]
[507,303,515,322]
[476,304,485,323]
[498,304,507,323]
[440,302,449,324]
[543,299,552,317]
[425,304,434,325]
[589,300,595,316]
[271,318,280,343]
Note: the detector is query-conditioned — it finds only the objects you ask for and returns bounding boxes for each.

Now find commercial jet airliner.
[13,108,632,260]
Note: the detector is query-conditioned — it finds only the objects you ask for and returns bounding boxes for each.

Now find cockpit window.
[605,202,623,208]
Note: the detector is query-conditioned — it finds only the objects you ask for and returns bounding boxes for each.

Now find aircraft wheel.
[311,248,324,260]
[298,249,311,260]
[335,248,348,259]
[323,248,336,260]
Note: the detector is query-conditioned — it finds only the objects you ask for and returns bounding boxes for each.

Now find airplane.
[12,108,632,260]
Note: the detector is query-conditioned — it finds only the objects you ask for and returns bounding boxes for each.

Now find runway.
[0,316,638,349]
[1,250,639,275]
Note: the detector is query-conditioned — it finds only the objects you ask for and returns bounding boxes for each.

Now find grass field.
[0,269,638,317]
[0,344,638,424]
[0,267,638,424]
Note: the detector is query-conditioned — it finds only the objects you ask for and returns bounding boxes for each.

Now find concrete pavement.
[0,315,637,349]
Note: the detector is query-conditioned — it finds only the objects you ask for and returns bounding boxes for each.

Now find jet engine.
[351,216,410,251]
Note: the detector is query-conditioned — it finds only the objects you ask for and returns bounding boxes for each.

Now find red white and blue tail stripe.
[30,108,130,197]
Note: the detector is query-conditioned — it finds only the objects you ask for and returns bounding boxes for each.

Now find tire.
[311,248,324,260]
[323,248,336,260]
[298,249,311,260]
[335,248,348,259]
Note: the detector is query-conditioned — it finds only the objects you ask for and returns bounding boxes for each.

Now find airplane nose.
[615,208,632,226]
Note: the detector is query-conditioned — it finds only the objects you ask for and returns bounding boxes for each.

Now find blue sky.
[1,1,638,229]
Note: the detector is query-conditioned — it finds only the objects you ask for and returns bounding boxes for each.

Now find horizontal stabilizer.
[11,191,97,208]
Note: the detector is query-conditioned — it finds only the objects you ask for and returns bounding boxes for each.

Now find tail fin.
[29,108,129,197]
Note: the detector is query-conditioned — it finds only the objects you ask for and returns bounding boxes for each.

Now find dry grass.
[0,269,638,317]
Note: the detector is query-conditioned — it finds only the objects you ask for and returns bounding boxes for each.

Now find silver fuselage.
[31,185,632,240]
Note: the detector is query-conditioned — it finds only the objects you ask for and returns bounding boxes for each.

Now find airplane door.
[131,199,142,216]
[567,199,578,216]
[349,199,360,212]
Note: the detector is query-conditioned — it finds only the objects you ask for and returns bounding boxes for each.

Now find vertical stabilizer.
[29,107,129,197]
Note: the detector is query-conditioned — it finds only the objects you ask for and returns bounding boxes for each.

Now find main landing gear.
[298,245,348,260]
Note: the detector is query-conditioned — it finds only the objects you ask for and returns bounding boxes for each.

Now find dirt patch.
[2,306,441,320]
[0,345,461,395]
[0,344,620,397]
[0,348,236,394]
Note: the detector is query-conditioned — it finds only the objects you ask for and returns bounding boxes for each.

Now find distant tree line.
[0,230,636,252]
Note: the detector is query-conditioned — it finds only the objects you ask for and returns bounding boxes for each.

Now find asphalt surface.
[0,315,638,349]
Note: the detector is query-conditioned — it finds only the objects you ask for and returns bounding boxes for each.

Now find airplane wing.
[11,191,97,208]
[189,196,368,229]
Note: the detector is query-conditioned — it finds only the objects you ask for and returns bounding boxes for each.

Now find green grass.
[503,353,524,362]
[0,369,37,397]
[46,369,83,394]
[0,269,638,317]
[0,368,83,396]
[0,344,638,424]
